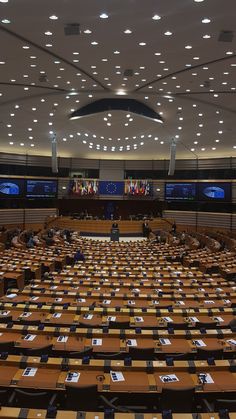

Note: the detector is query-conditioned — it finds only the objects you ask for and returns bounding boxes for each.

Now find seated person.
[26,235,35,248]
[11,234,23,248]
[112,222,119,228]
[74,249,85,263]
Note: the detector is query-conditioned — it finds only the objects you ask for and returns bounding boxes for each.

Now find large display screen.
[198,182,231,201]
[125,180,152,196]
[165,183,196,201]
[0,178,24,197]
[70,179,99,196]
[26,180,57,198]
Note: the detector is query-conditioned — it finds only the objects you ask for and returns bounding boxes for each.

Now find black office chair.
[0,388,13,406]
[68,347,93,358]
[0,341,16,354]
[128,347,155,360]
[17,344,53,357]
[215,399,236,412]
[10,388,57,409]
[165,352,192,361]
[109,320,130,329]
[19,319,41,326]
[0,316,12,324]
[64,384,98,411]
[161,387,196,412]
[94,351,125,360]
[167,321,188,330]
[197,321,217,330]
[196,348,224,360]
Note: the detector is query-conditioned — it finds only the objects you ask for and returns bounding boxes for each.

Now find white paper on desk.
[77,298,86,303]
[57,336,68,343]
[152,300,159,305]
[216,288,223,292]
[193,339,206,347]
[31,285,38,288]
[114,288,120,292]
[23,367,38,377]
[20,312,32,318]
[204,300,215,304]
[189,317,199,322]
[6,293,17,299]
[214,317,224,322]
[30,296,39,301]
[92,338,102,346]
[53,313,62,318]
[126,339,137,347]
[103,299,111,305]
[107,316,116,322]
[226,339,236,346]
[134,316,144,323]
[110,371,125,382]
[163,317,173,322]
[65,372,80,383]
[176,301,185,306]
[128,300,135,305]
[55,298,62,302]
[83,314,93,320]
[159,338,171,345]
[132,288,140,293]
[24,334,36,341]
[50,286,57,290]
[223,299,231,304]
[159,374,179,383]
[198,373,214,384]
[1,311,10,316]
[0,272,4,275]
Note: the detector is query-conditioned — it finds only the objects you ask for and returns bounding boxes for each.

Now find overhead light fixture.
[152,14,161,20]
[49,15,58,20]
[100,13,108,19]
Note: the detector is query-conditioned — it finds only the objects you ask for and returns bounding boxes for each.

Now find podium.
[110,228,119,242]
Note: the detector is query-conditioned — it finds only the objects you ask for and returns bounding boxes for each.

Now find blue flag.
[99,181,124,195]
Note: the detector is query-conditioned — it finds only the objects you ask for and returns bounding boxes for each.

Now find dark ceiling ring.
[69,98,164,123]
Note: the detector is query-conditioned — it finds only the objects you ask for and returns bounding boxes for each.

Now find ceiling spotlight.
[116,89,127,95]
[164,31,172,36]
[49,15,58,20]
[202,18,211,23]
[152,14,161,20]
[100,13,108,19]
[0,0,9,3]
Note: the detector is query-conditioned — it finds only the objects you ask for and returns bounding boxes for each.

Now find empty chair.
[128,347,155,360]
[11,388,57,409]
[68,347,93,359]
[94,351,125,360]
[0,341,15,354]
[215,399,236,412]
[167,321,188,330]
[0,316,12,324]
[65,385,98,411]
[17,344,53,357]
[196,348,224,360]
[0,388,12,405]
[161,387,196,413]
[165,352,192,361]
[197,321,217,330]
[19,319,41,326]
[109,320,130,329]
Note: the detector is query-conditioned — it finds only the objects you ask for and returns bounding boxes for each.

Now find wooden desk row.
[0,408,232,419]
[0,320,234,337]
[0,356,235,393]
[0,330,235,355]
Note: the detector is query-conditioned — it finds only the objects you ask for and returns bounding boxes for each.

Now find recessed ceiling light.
[152,14,161,20]
[124,29,132,34]
[49,15,58,20]
[226,51,233,55]
[20,143,24,146]
[114,50,120,54]
[91,41,98,45]
[45,31,52,35]
[203,34,211,39]
[100,13,108,19]
[164,31,172,36]
[22,45,30,49]
[0,0,9,3]
[139,42,146,46]
[202,18,211,23]
[185,45,192,49]
[84,29,92,34]
[1,19,11,24]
